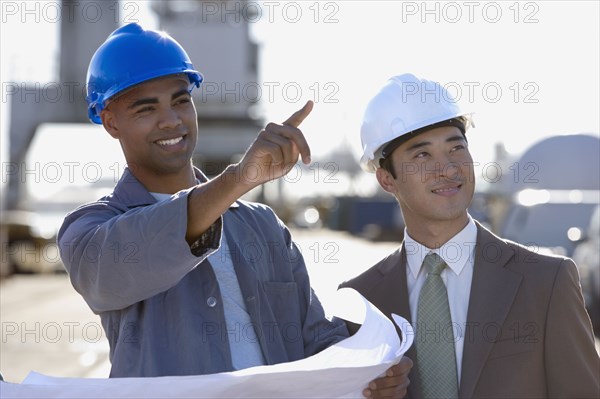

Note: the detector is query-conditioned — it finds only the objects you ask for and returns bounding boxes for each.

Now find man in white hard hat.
[58,24,412,397]
[341,74,600,398]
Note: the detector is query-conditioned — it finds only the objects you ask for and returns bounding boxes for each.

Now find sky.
[251,1,600,160]
[1,0,599,198]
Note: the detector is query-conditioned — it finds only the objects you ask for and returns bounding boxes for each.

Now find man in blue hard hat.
[341,74,600,398]
[58,23,412,397]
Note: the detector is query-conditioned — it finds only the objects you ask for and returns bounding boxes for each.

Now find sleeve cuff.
[190,217,222,257]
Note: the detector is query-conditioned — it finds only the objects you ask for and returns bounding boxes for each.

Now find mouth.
[155,135,185,146]
[431,183,462,196]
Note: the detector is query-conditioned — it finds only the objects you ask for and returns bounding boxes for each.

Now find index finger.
[282,100,314,128]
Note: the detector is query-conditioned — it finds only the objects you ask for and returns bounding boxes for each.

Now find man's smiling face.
[100,75,198,182]
[377,126,475,232]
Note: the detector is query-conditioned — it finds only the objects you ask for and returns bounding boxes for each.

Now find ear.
[101,108,120,139]
[376,167,397,194]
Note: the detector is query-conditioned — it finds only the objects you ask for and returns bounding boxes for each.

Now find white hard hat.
[360,73,472,173]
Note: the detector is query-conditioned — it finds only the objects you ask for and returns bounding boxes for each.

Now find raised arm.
[185,100,313,242]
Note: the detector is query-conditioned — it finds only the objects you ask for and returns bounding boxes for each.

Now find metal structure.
[2,0,263,276]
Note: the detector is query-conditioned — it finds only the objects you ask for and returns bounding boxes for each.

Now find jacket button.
[207,297,217,307]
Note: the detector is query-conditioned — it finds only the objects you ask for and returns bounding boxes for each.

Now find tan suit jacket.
[341,222,600,398]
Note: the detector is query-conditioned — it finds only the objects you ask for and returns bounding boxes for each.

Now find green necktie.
[416,253,459,399]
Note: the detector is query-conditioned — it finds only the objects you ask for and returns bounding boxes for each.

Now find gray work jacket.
[58,167,348,377]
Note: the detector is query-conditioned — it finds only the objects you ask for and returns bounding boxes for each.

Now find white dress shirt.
[404,215,477,383]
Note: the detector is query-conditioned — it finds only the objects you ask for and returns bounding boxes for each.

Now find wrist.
[220,163,257,192]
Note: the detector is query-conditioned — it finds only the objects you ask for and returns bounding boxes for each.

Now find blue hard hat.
[86,23,203,124]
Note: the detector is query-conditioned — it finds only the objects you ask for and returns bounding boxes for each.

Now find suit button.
[207,297,217,307]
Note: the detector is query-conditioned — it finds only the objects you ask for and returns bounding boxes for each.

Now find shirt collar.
[405,215,477,278]
[149,192,172,202]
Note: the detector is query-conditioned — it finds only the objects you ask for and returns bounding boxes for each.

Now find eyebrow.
[405,134,466,152]
[127,88,191,110]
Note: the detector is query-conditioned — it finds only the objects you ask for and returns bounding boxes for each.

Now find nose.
[431,153,461,181]
[157,106,182,130]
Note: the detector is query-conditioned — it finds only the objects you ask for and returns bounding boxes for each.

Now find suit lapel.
[459,223,522,398]
[358,247,412,334]
[362,246,422,398]
[377,246,412,325]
